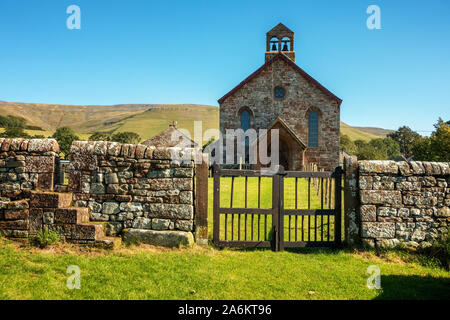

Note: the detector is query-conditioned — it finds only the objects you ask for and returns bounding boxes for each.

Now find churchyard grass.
[0,178,448,300]
[0,237,449,299]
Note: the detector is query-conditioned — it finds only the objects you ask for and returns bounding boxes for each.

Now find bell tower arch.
[265,23,295,62]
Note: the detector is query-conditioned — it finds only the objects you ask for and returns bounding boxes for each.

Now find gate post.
[195,153,209,245]
[334,166,343,246]
[343,155,360,246]
[271,165,285,252]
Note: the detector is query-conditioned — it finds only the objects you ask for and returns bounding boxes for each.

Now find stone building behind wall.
[218,23,342,171]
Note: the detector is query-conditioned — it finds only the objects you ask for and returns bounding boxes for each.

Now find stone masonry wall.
[0,138,59,238]
[67,141,196,239]
[357,160,449,248]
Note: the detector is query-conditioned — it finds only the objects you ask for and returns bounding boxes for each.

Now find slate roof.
[142,124,198,148]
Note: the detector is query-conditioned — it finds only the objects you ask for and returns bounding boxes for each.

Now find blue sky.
[1,0,449,134]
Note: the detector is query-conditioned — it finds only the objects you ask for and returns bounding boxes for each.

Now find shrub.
[417,228,449,270]
[52,127,79,159]
[111,131,141,144]
[32,230,60,248]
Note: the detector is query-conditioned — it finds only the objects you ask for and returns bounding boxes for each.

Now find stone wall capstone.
[357,160,449,248]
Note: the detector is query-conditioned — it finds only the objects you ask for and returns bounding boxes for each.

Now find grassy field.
[99,105,219,144]
[0,176,449,300]
[0,238,448,300]
[0,128,91,141]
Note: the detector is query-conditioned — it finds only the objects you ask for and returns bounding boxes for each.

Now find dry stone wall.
[1,138,201,247]
[0,138,59,239]
[0,138,59,199]
[356,160,449,248]
[67,141,197,243]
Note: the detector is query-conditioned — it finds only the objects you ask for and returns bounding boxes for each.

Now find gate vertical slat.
[272,172,279,251]
[230,176,234,241]
[245,176,248,241]
[294,177,298,241]
[257,176,261,241]
[278,167,285,252]
[321,178,324,241]
[308,177,311,242]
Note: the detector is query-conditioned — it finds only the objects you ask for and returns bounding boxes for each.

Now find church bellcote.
[265,23,295,63]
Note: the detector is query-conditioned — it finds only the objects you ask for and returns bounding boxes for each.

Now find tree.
[110,132,141,144]
[52,127,79,159]
[387,126,420,157]
[89,132,111,141]
[0,115,27,128]
[0,126,30,138]
[412,118,450,161]
[369,137,401,160]
[340,134,356,154]
[351,137,401,160]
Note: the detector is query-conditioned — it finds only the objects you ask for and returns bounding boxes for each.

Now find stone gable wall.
[347,159,450,248]
[219,57,340,171]
[67,141,197,238]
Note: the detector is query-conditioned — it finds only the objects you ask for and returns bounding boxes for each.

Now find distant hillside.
[340,122,381,141]
[353,126,394,138]
[0,101,218,142]
[0,101,150,132]
[0,100,390,143]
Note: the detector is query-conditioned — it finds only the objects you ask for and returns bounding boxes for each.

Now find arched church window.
[308,110,319,147]
[240,110,251,132]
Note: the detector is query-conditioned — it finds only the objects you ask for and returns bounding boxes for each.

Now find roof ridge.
[218,53,342,105]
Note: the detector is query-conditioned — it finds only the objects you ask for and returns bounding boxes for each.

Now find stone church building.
[218,23,342,171]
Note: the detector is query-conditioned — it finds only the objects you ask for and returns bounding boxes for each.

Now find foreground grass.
[0,239,449,300]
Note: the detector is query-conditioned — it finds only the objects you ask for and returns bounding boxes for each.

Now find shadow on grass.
[211,243,344,255]
[374,274,450,300]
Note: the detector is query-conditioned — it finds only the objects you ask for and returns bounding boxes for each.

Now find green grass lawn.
[0,239,448,300]
[0,177,449,300]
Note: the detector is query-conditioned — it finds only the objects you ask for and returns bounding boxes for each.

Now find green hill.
[0,100,388,143]
[340,122,381,142]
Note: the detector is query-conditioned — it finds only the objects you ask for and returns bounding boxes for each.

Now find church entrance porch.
[253,117,306,171]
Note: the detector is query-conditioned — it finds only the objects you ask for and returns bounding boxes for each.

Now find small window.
[274,87,285,99]
[308,110,319,147]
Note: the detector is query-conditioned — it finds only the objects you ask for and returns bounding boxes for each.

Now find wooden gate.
[213,165,342,251]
